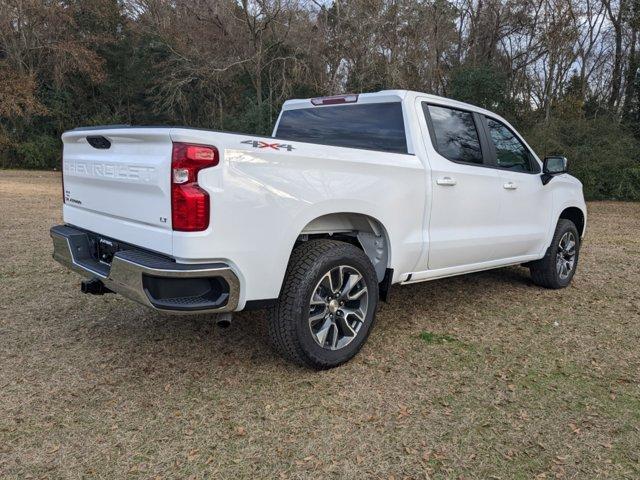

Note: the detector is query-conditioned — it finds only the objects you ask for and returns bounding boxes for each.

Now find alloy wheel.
[308,265,369,350]
[556,231,577,280]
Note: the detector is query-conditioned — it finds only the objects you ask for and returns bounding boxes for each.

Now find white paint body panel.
[61,90,587,310]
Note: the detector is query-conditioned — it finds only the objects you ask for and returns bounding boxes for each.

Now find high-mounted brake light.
[171,142,218,232]
[310,94,359,106]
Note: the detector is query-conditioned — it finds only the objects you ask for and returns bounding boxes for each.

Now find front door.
[481,116,552,258]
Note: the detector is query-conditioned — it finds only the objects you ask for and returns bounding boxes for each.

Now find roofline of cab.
[280,90,500,120]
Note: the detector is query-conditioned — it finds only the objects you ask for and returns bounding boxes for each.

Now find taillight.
[171,142,218,231]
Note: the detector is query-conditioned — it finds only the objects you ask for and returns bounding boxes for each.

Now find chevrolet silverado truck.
[51,90,586,369]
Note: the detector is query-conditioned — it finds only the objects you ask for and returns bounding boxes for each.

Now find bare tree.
[603,0,628,108]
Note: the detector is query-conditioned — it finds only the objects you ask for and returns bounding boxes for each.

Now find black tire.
[529,219,580,289]
[267,239,379,369]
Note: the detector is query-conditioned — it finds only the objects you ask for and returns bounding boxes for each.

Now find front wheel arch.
[559,206,585,237]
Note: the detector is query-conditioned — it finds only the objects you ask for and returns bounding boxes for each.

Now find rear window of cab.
[275,102,408,154]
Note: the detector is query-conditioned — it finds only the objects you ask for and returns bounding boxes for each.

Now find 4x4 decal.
[241,140,295,151]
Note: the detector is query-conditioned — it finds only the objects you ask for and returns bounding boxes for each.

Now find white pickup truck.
[51,90,586,368]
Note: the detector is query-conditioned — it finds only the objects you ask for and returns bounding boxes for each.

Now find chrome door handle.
[503,181,518,190]
[436,176,457,186]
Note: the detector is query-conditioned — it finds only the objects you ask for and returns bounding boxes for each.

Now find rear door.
[418,101,503,270]
[480,116,552,258]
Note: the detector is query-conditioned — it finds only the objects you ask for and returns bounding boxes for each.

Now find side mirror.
[541,155,568,185]
[543,155,568,174]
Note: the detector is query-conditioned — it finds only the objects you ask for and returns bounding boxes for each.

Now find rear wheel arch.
[293,212,391,283]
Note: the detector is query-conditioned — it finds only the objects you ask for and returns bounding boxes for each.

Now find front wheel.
[267,239,379,369]
[530,219,581,289]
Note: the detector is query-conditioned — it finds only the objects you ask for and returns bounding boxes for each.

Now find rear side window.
[423,104,483,164]
[275,102,408,154]
[485,118,535,173]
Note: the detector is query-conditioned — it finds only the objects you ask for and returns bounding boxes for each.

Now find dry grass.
[1,170,639,479]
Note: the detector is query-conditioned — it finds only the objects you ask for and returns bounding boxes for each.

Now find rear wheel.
[530,219,580,289]
[267,239,379,369]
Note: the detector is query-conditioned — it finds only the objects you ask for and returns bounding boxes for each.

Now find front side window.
[486,118,534,172]
[424,104,483,164]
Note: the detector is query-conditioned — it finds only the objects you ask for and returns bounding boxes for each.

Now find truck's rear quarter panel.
[170,128,426,305]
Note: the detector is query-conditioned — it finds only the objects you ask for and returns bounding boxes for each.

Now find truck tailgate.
[62,128,174,254]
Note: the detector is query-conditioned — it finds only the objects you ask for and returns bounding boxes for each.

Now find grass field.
[1,170,639,479]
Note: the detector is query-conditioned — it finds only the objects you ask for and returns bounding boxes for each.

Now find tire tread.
[530,219,579,289]
[267,239,377,369]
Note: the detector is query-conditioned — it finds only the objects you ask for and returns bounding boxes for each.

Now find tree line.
[1,0,639,200]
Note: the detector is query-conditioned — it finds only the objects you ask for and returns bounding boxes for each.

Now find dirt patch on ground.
[1,170,639,479]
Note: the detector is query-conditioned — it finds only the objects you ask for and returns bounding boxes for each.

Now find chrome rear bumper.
[50,225,240,314]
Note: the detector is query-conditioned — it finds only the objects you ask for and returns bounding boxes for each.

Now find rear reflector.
[171,142,218,231]
[310,94,358,106]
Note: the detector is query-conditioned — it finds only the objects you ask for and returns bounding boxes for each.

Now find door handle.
[436,176,457,186]
[503,181,518,190]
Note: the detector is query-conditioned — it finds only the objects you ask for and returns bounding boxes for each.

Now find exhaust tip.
[216,313,232,328]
